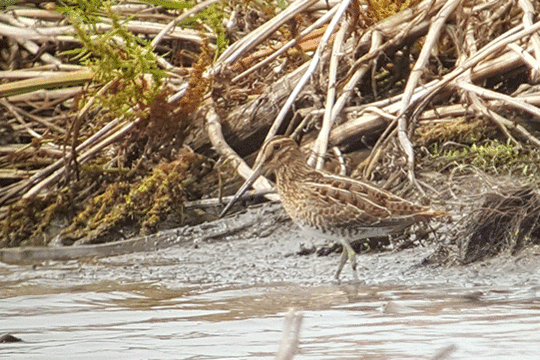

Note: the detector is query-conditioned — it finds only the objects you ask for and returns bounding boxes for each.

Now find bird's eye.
[273,143,281,151]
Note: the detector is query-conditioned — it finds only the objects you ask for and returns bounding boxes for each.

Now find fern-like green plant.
[58,0,167,120]
[141,0,228,56]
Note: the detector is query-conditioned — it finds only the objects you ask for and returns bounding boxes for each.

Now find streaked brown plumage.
[221,136,448,280]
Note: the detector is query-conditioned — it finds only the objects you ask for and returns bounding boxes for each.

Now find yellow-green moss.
[0,190,78,247]
[415,118,499,149]
[1,199,49,247]
[416,118,540,178]
[432,139,540,178]
[62,147,210,243]
[367,0,420,21]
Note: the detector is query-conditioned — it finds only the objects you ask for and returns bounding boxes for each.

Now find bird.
[220,136,448,280]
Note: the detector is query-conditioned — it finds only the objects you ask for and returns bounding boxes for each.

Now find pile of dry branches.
[208,0,540,195]
[1,0,540,252]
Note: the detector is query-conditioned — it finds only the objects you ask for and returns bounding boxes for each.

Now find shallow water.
[2,281,540,359]
[2,228,540,359]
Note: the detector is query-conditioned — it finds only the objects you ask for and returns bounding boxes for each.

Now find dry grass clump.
[422,174,540,266]
[460,185,540,263]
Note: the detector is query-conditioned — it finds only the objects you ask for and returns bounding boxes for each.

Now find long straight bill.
[219,166,263,218]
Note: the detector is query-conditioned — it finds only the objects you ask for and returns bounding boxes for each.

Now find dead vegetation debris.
[1,0,540,268]
[425,179,540,266]
[462,186,540,264]
[62,147,212,246]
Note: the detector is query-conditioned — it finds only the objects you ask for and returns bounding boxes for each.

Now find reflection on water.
[2,281,540,360]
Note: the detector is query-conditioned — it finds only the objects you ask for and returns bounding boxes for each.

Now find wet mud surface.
[2,202,540,359]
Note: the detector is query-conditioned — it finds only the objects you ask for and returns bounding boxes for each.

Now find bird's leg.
[335,241,358,281]
[345,242,359,281]
[335,249,347,280]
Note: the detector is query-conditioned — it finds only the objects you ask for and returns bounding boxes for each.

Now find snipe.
[220,136,448,280]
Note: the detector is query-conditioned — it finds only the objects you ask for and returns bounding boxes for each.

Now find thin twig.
[151,0,222,48]
[468,93,520,146]
[397,0,463,183]
[310,14,350,169]
[456,81,540,120]
[232,4,339,83]
[260,0,353,159]
[213,0,319,70]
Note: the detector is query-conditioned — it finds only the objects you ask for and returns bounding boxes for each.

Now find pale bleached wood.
[396,0,463,183]
[232,4,339,83]
[206,107,278,200]
[260,0,353,157]
[213,0,320,70]
[310,14,350,169]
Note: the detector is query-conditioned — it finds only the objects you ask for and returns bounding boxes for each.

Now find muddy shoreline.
[2,201,540,290]
[0,202,289,265]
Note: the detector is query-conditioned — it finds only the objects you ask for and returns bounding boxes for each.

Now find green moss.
[433,140,540,178]
[139,0,193,10]
[1,199,50,247]
[0,190,80,247]
[0,0,18,10]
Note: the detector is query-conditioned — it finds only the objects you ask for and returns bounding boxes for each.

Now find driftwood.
[2,0,539,201]
[208,0,540,195]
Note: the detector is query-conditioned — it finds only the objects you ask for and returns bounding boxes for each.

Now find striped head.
[254,136,304,172]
